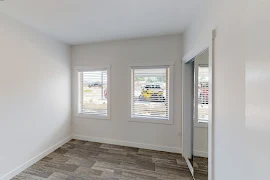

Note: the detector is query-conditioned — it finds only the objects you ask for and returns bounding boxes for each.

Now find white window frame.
[194,63,208,128]
[74,65,111,120]
[128,62,174,125]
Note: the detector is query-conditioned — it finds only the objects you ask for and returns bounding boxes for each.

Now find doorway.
[182,47,213,180]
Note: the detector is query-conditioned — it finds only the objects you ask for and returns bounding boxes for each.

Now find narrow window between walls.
[198,65,209,123]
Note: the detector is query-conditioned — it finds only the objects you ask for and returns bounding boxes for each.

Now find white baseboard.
[0,136,72,180]
[72,134,182,154]
[193,150,208,158]
[185,157,194,178]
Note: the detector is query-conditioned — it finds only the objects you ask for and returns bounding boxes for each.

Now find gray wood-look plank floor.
[194,156,208,180]
[12,140,193,180]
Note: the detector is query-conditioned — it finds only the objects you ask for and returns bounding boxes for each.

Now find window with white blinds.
[77,69,109,118]
[131,67,170,120]
[198,65,209,123]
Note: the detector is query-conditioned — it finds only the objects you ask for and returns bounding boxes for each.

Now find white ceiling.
[0,0,203,45]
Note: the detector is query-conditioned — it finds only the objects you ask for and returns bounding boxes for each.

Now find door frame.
[182,29,216,180]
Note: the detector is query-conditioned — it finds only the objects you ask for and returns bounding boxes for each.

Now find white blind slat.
[78,70,108,116]
[198,66,209,122]
[132,67,169,120]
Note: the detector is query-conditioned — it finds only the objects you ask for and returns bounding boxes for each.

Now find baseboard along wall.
[1,135,183,180]
[0,136,72,180]
[72,134,182,154]
[193,150,208,158]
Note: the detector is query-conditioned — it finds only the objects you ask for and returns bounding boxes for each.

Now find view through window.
[198,65,209,123]
[78,70,108,116]
[131,67,169,120]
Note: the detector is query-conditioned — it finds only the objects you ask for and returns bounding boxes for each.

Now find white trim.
[194,122,208,128]
[193,150,208,158]
[72,134,182,154]
[129,61,175,67]
[208,29,216,180]
[128,62,174,124]
[129,117,173,125]
[73,65,111,71]
[185,157,194,177]
[182,46,209,63]
[73,65,111,120]
[0,136,72,180]
[182,29,215,180]
[182,61,194,159]
[76,113,110,120]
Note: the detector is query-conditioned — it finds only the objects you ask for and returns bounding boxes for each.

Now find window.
[197,65,209,123]
[130,64,174,124]
[76,67,110,119]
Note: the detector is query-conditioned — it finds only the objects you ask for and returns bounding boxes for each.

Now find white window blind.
[78,69,108,116]
[198,66,209,122]
[131,67,169,120]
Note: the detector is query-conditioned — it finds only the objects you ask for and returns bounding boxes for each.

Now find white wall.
[0,14,71,179]
[72,35,183,153]
[184,0,270,179]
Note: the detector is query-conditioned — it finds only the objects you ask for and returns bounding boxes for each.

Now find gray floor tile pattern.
[12,140,194,180]
[194,156,208,180]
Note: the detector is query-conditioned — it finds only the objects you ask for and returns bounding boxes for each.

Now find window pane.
[132,67,169,120]
[198,66,209,122]
[79,70,107,116]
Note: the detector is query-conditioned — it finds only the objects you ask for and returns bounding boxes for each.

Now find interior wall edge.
[185,157,194,177]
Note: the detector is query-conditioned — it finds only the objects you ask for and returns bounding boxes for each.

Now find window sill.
[75,113,110,120]
[194,121,208,128]
[129,117,173,125]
